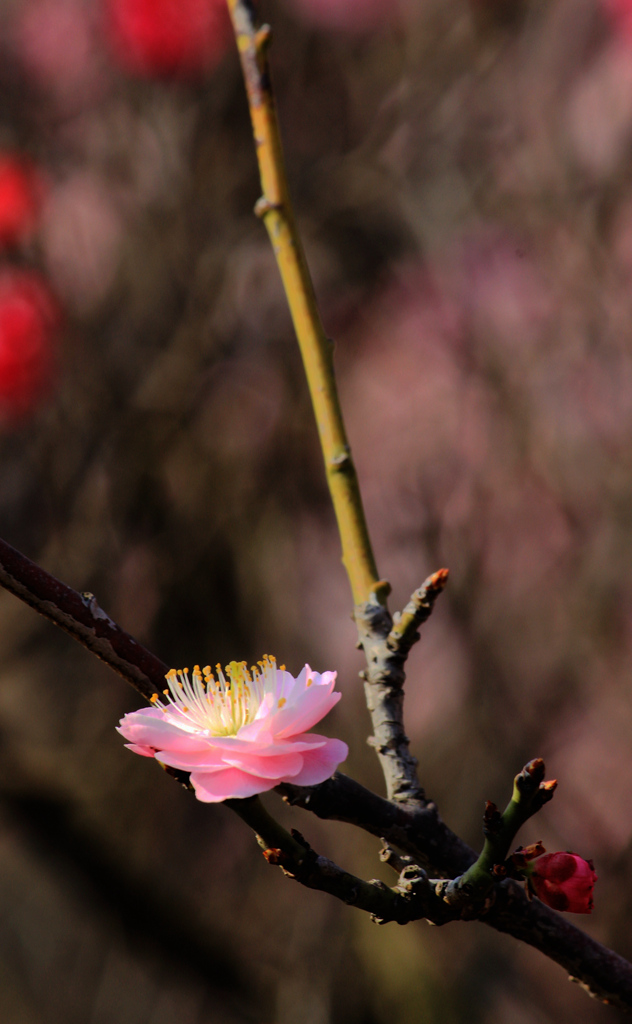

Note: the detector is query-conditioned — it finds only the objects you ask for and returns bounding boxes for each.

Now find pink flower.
[118,656,348,802]
[528,852,597,914]
[104,0,231,79]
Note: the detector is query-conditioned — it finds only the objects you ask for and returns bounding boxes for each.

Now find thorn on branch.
[254,196,282,219]
[254,24,272,53]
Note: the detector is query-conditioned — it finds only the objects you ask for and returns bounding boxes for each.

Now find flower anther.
[118,656,348,802]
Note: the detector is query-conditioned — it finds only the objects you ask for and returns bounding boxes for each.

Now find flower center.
[151,655,282,736]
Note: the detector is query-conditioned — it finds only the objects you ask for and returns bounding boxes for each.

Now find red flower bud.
[0,156,44,250]
[105,0,231,79]
[0,270,62,419]
[528,852,597,914]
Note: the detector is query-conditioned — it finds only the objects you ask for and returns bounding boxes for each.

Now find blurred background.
[0,0,629,1020]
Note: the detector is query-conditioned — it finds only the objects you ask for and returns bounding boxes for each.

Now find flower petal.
[123,742,156,757]
[223,750,304,779]
[153,734,318,770]
[280,737,348,785]
[270,688,341,739]
[117,709,213,752]
[190,767,277,802]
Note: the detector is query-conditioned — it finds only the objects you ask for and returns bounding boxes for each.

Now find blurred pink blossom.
[40,171,124,313]
[118,657,348,801]
[15,0,109,112]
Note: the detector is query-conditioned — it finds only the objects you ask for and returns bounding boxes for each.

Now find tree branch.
[226,795,437,924]
[226,0,451,814]
[0,537,630,1008]
[279,772,476,877]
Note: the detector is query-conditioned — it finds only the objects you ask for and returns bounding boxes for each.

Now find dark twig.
[226,795,438,924]
[485,881,632,1013]
[356,594,426,805]
[0,536,168,701]
[278,772,476,877]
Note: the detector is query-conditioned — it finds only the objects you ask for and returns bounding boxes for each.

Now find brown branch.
[486,881,632,1013]
[0,536,168,702]
[355,572,449,806]
[0,537,631,1008]
[278,772,476,878]
[226,795,437,924]
[279,773,632,1011]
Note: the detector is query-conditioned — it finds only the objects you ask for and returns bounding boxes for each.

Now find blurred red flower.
[0,156,44,250]
[105,0,232,78]
[528,852,597,914]
[0,270,62,419]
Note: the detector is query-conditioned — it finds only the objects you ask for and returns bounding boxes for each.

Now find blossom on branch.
[527,852,597,914]
[118,656,348,801]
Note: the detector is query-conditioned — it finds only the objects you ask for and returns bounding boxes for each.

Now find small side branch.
[225,795,439,924]
[355,572,449,805]
[387,569,450,657]
[440,758,557,907]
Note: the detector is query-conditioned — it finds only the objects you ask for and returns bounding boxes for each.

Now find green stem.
[225,0,383,607]
[444,759,556,902]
